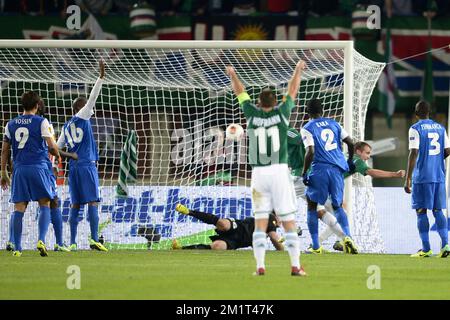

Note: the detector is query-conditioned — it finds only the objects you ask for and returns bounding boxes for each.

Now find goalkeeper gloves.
[347,158,356,174]
[302,173,310,186]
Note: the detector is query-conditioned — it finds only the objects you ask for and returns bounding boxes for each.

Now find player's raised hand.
[396,170,406,178]
[404,178,412,194]
[1,171,10,190]
[99,59,105,79]
[296,60,306,71]
[225,66,235,77]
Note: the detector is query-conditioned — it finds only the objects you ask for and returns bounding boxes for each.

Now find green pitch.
[1,250,449,300]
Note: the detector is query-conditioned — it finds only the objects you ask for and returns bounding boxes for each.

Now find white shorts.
[292,175,306,200]
[251,163,297,221]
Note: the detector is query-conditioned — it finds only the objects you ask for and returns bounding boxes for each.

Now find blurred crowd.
[1,0,449,17]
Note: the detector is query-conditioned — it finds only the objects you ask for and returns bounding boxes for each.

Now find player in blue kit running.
[56,60,107,252]
[301,98,358,254]
[404,100,450,258]
[1,91,60,257]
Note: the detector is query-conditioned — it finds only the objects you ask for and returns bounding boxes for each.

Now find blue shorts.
[68,162,100,205]
[11,164,56,203]
[412,182,446,210]
[306,164,344,207]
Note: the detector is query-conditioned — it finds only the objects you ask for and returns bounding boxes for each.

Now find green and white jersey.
[343,155,370,178]
[238,92,295,167]
[287,127,306,177]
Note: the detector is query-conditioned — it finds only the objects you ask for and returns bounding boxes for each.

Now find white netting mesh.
[0,43,384,252]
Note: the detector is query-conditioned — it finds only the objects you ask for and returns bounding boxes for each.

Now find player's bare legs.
[253,217,269,275]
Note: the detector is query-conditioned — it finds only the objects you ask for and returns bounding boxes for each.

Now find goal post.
[0,40,385,252]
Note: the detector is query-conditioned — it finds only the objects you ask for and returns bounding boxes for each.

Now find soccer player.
[404,100,450,258]
[5,99,77,252]
[317,141,405,252]
[56,60,108,252]
[226,60,307,276]
[301,98,357,255]
[172,204,284,251]
[288,126,347,253]
[1,91,59,257]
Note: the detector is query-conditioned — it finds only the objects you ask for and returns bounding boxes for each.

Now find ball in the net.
[226,123,244,141]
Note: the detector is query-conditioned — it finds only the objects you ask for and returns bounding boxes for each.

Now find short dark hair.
[37,99,45,116]
[306,98,323,116]
[415,100,431,118]
[259,88,276,109]
[354,141,371,152]
[72,96,87,113]
[21,91,40,111]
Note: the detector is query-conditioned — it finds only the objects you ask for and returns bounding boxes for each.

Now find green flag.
[377,20,397,128]
[116,130,137,197]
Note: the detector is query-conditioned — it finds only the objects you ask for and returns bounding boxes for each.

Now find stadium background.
[0,1,449,255]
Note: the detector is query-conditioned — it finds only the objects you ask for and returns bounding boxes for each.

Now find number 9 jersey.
[4,114,52,167]
[409,119,449,184]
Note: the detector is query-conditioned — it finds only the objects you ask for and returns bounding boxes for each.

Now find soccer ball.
[226,123,244,141]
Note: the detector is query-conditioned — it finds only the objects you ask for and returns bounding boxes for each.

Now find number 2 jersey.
[301,117,349,172]
[4,114,52,168]
[408,119,449,184]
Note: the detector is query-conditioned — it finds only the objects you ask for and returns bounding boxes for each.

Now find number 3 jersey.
[301,117,349,172]
[409,119,449,184]
[4,114,52,167]
[238,92,294,167]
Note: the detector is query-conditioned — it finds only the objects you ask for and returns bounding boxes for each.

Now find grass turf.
[1,250,449,300]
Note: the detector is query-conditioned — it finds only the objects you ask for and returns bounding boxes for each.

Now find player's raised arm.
[76,59,105,120]
[226,66,245,97]
[287,60,306,101]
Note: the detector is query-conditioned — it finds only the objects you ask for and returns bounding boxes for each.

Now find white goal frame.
[0,39,355,220]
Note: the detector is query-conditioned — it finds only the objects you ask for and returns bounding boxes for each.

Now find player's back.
[62,116,98,165]
[6,114,50,168]
[302,117,348,172]
[410,119,447,184]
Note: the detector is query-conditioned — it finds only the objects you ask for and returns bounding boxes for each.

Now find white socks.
[319,211,346,243]
[285,231,300,268]
[252,231,267,269]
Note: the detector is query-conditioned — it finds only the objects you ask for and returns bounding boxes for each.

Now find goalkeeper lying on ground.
[172,204,285,251]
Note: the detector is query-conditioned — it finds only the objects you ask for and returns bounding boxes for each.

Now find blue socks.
[334,207,351,237]
[69,208,80,245]
[50,207,63,246]
[307,210,320,250]
[417,212,431,252]
[433,210,448,249]
[13,211,24,252]
[8,213,14,244]
[38,206,51,242]
[88,205,99,242]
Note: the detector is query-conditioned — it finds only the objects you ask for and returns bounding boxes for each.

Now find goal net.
[0,41,385,252]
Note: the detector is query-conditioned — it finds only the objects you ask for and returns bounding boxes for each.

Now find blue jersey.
[61,116,98,166]
[4,114,51,167]
[409,119,448,184]
[301,117,349,172]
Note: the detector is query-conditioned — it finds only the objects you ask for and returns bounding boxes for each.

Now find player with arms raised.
[1,92,59,257]
[404,100,450,258]
[301,99,357,254]
[226,61,307,276]
[57,60,107,252]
